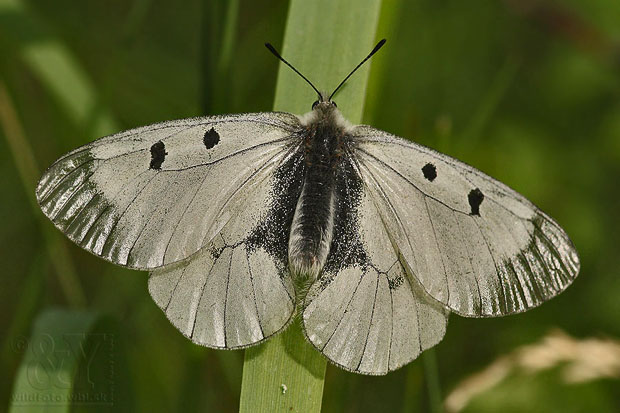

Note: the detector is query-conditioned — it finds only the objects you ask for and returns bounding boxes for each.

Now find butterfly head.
[300,92,349,128]
[311,92,338,111]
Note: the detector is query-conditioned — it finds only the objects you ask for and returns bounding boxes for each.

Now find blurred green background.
[1,0,619,411]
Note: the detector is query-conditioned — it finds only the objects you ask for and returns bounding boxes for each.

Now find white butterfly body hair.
[288,99,348,287]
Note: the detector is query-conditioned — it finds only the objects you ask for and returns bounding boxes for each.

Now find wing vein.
[39,161,95,206]
[197,143,299,250]
[73,114,298,159]
[413,279,423,353]
[387,282,395,369]
[321,270,365,351]
[424,197,451,305]
[160,138,294,172]
[532,221,572,285]
[64,192,100,233]
[356,148,468,215]
[356,145,531,221]
[355,271,380,373]
[162,170,212,263]
[76,168,152,245]
[223,248,234,347]
[100,172,159,257]
[245,245,265,339]
[454,210,483,313]
[357,137,525,201]
[470,215,507,313]
[351,151,420,274]
[190,248,220,340]
[126,177,176,264]
[164,263,190,312]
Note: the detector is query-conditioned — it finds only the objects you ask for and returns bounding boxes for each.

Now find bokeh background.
[1,0,619,411]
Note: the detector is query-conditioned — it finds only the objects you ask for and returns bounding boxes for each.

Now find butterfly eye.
[312,100,319,109]
[331,101,337,108]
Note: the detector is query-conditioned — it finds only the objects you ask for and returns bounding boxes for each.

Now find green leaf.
[272,0,383,120]
[239,0,383,412]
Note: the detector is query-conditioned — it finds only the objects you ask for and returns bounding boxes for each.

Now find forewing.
[352,125,580,317]
[302,159,448,375]
[148,142,304,348]
[36,113,300,269]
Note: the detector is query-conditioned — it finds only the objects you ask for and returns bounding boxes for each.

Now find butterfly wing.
[148,149,301,348]
[36,113,300,269]
[301,156,448,375]
[351,125,580,317]
[37,112,305,348]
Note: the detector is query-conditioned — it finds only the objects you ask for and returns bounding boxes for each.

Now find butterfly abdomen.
[288,112,346,285]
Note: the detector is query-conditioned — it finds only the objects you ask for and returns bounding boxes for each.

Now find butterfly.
[36,39,579,375]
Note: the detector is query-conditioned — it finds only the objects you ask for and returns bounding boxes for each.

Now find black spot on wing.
[203,128,220,149]
[422,163,437,182]
[149,141,167,169]
[468,188,484,216]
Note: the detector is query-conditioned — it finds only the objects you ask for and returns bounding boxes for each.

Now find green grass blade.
[0,81,86,308]
[216,0,240,78]
[272,0,383,119]
[363,0,405,125]
[240,321,325,413]
[239,0,382,412]
[422,348,443,413]
[201,0,240,114]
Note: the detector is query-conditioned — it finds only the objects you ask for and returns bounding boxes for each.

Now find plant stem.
[239,0,383,411]
[423,348,443,413]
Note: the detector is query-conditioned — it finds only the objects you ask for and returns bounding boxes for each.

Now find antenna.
[265,43,322,98]
[328,39,386,101]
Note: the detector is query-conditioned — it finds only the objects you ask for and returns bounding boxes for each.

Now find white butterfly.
[36,40,579,375]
